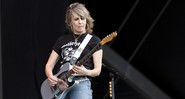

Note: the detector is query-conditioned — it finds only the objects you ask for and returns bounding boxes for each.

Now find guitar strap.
[70,34,92,65]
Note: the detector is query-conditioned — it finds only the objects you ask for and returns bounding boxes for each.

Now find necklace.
[73,34,81,43]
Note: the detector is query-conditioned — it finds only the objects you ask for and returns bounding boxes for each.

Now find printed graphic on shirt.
[60,41,80,64]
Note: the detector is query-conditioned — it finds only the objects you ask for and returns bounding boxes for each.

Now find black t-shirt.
[53,33,102,70]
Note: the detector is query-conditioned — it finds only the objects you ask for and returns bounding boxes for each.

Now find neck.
[73,31,86,35]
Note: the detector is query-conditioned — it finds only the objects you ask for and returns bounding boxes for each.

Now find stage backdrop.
[2,0,185,99]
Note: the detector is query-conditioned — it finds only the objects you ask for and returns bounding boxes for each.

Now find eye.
[74,18,79,21]
[81,17,85,20]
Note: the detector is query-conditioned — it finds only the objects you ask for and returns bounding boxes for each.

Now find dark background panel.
[0,0,2,98]
[1,0,185,99]
[1,0,70,98]
[131,1,185,98]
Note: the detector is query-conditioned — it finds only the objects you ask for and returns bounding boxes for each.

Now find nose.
[78,19,82,24]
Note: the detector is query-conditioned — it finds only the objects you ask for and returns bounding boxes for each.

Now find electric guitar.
[40,32,117,99]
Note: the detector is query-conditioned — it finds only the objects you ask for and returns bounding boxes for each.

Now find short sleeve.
[52,36,63,55]
[89,35,102,52]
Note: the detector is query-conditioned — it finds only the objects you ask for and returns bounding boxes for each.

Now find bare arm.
[89,49,103,77]
[45,50,60,86]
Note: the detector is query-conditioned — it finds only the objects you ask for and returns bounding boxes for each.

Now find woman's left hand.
[72,65,90,76]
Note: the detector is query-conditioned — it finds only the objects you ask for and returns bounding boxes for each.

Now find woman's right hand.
[47,75,58,86]
[47,75,69,91]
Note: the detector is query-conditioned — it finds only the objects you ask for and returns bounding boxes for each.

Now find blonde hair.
[65,2,94,33]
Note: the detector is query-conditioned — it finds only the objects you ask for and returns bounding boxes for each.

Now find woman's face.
[71,12,86,34]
